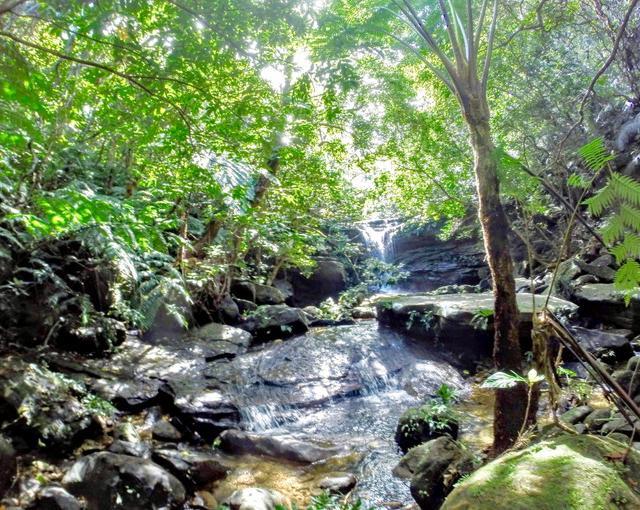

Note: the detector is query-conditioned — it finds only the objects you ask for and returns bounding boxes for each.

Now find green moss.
[442,435,640,510]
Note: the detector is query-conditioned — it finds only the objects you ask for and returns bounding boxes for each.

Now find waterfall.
[359,218,400,262]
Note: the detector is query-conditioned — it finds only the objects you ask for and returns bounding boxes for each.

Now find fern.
[580,139,640,302]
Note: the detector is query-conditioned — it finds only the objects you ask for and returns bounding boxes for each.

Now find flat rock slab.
[573,284,640,332]
[374,292,577,363]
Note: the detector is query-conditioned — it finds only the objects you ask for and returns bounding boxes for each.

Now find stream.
[210,320,487,507]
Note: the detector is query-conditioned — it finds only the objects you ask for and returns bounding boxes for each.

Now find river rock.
[569,327,634,362]
[584,408,614,432]
[28,486,81,510]
[395,404,459,452]
[254,284,285,305]
[441,435,640,510]
[559,405,593,425]
[612,369,640,396]
[151,447,231,490]
[220,430,346,463]
[375,292,577,363]
[575,259,616,282]
[393,442,435,479]
[236,299,258,315]
[240,304,309,342]
[225,488,290,510]
[573,284,640,332]
[281,257,348,307]
[0,356,101,450]
[182,323,252,360]
[108,439,152,458]
[409,436,474,510]
[318,472,357,494]
[0,435,16,498]
[63,452,186,510]
[152,420,182,442]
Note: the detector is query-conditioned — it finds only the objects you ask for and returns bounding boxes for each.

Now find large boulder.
[151,447,231,490]
[0,435,16,498]
[62,452,186,510]
[0,357,101,450]
[569,326,634,363]
[407,437,475,510]
[28,486,82,510]
[441,434,640,510]
[240,305,309,342]
[282,257,348,307]
[375,292,577,363]
[573,284,640,332]
[395,404,459,452]
[219,430,346,464]
[225,488,290,510]
[182,322,252,360]
[254,284,285,305]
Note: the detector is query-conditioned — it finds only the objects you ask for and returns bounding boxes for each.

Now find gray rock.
[63,452,186,510]
[573,284,640,332]
[573,274,599,286]
[591,254,614,267]
[584,408,614,432]
[217,295,241,324]
[183,322,252,360]
[352,306,377,319]
[576,259,616,282]
[285,257,348,307]
[302,306,322,320]
[600,413,639,436]
[409,437,475,510]
[108,439,151,458]
[570,327,634,362]
[236,299,257,315]
[560,405,593,425]
[152,448,231,490]
[612,369,640,396]
[0,435,16,498]
[254,284,285,305]
[0,357,100,450]
[225,488,290,510]
[28,486,81,510]
[230,280,256,302]
[393,442,435,479]
[318,473,357,494]
[627,356,640,372]
[152,420,182,442]
[552,258,582,295]
[241,305,309,342]
[113,421,140,443]
[220,429,346,464]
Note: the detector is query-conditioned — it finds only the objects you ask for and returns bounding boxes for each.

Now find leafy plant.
[470,309,494,331]
[401,384,459,436]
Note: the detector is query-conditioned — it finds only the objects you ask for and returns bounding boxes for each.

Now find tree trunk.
[464,96,528,453]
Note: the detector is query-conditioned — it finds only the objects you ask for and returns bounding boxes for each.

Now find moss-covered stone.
[441,434,640,510]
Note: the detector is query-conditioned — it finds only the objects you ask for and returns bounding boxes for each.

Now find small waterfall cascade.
[359,218,401,262]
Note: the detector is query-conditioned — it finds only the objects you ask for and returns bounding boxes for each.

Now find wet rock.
[0,356,101,450]
[152,420,182,442]
[441,435,640,510]
[409,437,474,510]
[183,323,252,360]
[63,451,186,510]
[108,439,151,458]
[573,284,640,332]
[220,430,346,464]
[28,486,81,510]
[231,280,256,302]
[395,404,459,453]
[376,292,577,363]
[584,408,614,432]
[225,488,290,510]
[254,284,285,305]
[559,405,593,425]
[151,447,231,490]
[569,327,634,362]
[0,435,16,498]
[575,259,615,282]
[240,305,309,342]
[318,472,357,494]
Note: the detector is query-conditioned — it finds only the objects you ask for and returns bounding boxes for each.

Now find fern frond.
[610,173,640,208]
[610,233,640,264]
[601,215,626,245]
[613,260,640,305]
[578,137,615,172]
[620,204,640,233]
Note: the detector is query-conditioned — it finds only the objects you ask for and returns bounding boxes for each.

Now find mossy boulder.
[395,403,459,453]
[441,434,640,510]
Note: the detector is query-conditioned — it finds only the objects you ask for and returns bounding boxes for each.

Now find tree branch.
[437,0,466,72]
[481,0,498,92]
[0,0,25,16]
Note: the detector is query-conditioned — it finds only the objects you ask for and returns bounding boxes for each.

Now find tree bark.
[464,95,528,453]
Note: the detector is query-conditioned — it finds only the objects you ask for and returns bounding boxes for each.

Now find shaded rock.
[225,488,290,510]
[108,439,151,458]
[114,421,140,443]
[152,420,182,442]
[559,405,593,425]
[183,323,252,360]
[573,284,640,332]
[575,259,616,282]
[240,305,309,342]
[318,473,357,494]
[591,253,614,267]
[56,317,127,355]
[569,327,634,363]
[395,404,458,453]
[220,430,346,464]
[152,447,231,490]
[612,370,640,396]
[217,295,241,324]
[600,412,639,436]
[551,258,582,296]
[254,284,285,305]
[62,451,186,510]
[282,257,348,307]
[230,280,256,302]
[409,437,474,510]
[28,486,81,510]
[302,306,322,320]
[573,274,599,286]
[352,306,377,319]
[627,355,640,372]
[441,435,640,510]
[0,435,16,498]
[393,442,434,479]
[0,356,101,450]
[584,408,614,432]
[236,299,257,315]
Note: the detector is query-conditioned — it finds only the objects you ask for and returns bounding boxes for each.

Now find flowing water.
[212,321,478,507]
